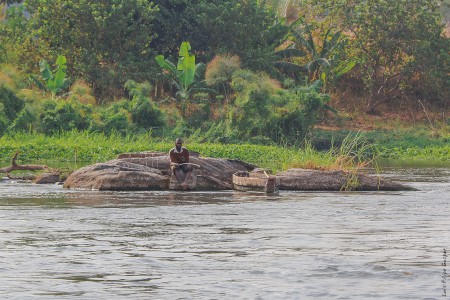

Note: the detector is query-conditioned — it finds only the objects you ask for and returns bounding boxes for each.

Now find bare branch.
[0,152,48,177]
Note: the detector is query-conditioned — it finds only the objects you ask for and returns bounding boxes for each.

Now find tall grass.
[312,127,450,161]
[326,132,381,190]
[328,132,379,170]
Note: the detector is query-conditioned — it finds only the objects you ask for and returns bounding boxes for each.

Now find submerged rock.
[33,172,61,184]
[63,152,415,191]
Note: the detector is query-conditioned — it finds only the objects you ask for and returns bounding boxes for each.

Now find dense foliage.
[0,0,448,151]
[298,0,450,112]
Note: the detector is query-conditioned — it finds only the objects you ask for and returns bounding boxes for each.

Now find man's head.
[175,138,183,151]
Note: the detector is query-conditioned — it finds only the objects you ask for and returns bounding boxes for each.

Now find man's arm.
[169,150,178,166]
[185,148,190,163]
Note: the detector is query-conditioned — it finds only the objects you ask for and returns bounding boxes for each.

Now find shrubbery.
[1,0,447,148]
[0,85,25,135]
[39,100,92,134]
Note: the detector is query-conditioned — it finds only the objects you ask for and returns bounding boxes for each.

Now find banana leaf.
[39,60,52,82]
[274,48,307,59]
[177,42,195,89]
[155,55,177,75]
[53,55,67,92]
[29,74,47,92]
[306,58,330,73]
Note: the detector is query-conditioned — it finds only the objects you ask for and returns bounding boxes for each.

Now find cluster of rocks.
[59,152,415,191]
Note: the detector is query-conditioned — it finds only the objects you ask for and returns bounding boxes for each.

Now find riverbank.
[0,131,336,172]
[0,129,449,175]
[311,128,449,161]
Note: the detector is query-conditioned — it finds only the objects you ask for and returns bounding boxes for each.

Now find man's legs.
[182,165,193,185]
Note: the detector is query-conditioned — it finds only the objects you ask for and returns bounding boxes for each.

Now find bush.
[269,103,308,146]
[68,80,96,105]
[8,106,36,132]
[39,100,92,134]
[205,54,241,87]
[125,80,166,130]
[102,109,131,134]
[190,120,239,144]
[0,85,25,122]
[228,70,281,139]
[0,113,8,136]
[89,100,132,135]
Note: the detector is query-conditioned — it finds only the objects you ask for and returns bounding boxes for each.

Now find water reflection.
[0,178,290,207]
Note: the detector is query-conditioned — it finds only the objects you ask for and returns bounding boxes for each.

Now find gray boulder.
[277,168,416,191]
[63,159,169,190]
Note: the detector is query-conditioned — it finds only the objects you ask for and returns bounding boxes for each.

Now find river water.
[0,165,449,299]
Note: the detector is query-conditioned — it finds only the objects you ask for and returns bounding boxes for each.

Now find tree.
[263,0,301,23]
[274,18,351,85]
[30,55,70,99]
[191,0,287,72]
[337,0,448,113]
[0,86,26,135]
[21,0,159,101]
[156,42,215,117]
[0,3,29,64]
[160,0,286,72]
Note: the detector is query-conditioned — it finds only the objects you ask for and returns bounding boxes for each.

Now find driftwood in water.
[0,152,48,177]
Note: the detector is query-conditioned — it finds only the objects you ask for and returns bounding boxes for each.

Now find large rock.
[63,160,169,190]
[277,168,416,191]
[64,153,254,190]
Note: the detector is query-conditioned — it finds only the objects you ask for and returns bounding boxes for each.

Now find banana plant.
[274,19,353,85]
[30,55,71,99]
[155,42,215,116]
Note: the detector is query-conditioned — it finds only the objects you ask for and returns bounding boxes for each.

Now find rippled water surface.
[0,166,449,299]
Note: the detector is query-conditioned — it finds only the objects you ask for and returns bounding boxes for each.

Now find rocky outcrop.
[63,153,255,190]
[277,168,416,191]
[63,152,415,191]
[63,159,169,190]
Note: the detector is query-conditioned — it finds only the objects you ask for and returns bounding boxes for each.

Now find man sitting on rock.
[169,138,193,189]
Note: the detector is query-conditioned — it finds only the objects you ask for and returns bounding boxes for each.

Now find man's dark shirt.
[169,147,189,165]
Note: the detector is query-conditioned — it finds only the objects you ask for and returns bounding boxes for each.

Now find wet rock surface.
[33,172,61,184]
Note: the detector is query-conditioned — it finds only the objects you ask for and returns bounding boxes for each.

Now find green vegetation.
[29,55,70,99]
[1,129,447,177]
[155,42,215,117]
[0,131,335,172]
[0,0,448,167]
[312,129,450,161]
